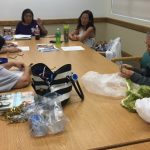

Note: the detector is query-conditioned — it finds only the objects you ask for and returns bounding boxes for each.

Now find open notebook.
[37,44,59,52]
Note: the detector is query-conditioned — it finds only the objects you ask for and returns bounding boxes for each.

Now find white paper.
[61,46,85,51]
[14,34,31,40]
[17,46,30,51]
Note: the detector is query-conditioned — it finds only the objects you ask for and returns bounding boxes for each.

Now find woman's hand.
[6,47,21,53]
[6,42,17,47]
[69,34,78,41]
[37,18,43,27]
[120,67,134,78]
[120,64,133,70]
[13,62,25,70]
[36,18,48,35]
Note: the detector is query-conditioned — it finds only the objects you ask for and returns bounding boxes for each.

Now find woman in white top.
[69,10,96,48]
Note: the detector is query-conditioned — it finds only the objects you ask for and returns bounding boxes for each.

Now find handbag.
[31,63,84,106]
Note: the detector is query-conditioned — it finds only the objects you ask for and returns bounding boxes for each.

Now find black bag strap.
[67,74,84,101]
[31,63,84,101]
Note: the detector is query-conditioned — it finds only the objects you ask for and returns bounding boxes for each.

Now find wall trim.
[0,17,149,33]
[106,18,150,33]
[0,18,107,26]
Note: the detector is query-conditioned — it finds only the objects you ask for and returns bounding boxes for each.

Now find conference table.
[114,142,150,150]
[0,37,150,150]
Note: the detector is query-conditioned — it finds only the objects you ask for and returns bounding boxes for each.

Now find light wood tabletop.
[0,38,150,150]
[113,142,150,150]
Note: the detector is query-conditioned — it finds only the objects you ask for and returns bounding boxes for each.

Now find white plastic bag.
[81,71,127,97]
[135,98,150,123]
[106,37,122,65]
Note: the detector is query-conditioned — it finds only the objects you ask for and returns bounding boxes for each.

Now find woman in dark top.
[15,9,48,36]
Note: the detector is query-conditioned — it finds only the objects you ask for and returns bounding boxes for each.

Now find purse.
[31,63,84,106]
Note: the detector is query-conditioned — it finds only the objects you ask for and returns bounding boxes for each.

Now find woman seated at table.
[0,36,20,53]
[0,62,31,92]
[69,10,96,48]
[15,8,48,36]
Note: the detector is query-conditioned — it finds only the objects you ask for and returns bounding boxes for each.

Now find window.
[111,0,150,22]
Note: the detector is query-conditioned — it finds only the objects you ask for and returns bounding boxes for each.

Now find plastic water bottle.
[48,102,66,134]
[35,25,40,40]
[55,28,61,46]
[63,25,69,43]
[29,113,48,137]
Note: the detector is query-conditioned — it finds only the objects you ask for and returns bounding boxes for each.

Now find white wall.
[106,0,150,27]
[105,0,148,56]
[105,23,146,56]
[0,0,106,20]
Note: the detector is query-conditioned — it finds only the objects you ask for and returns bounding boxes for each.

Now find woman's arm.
[14,65,31,89]
[1,62,16,69]
[69,29,79,41]
[130,72,150,86]
[1,62,31,89]
[37,18,48,36]
[76,27,94,42]
[0,47,21,54]
[1,62,24,70]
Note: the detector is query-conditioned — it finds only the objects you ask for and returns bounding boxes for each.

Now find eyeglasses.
[7,52,24,59]
[0,101,10,108]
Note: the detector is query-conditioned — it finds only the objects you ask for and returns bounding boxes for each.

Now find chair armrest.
[111,56,142,62]
[99,52,106,57]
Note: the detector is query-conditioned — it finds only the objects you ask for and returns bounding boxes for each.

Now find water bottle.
[55,28,61,46]
[29,113,48,137]
[35,25,40,40]
[63,24,69,43]
[48,102,66,134]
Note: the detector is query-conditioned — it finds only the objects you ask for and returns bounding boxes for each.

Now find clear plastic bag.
[81,71,127,97]
[135,98,150,123]
[28,113,49,137]
[25,93,68,137]
[46,101,67,134]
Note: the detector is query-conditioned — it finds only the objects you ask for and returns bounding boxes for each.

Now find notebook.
[37,44,59,52]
